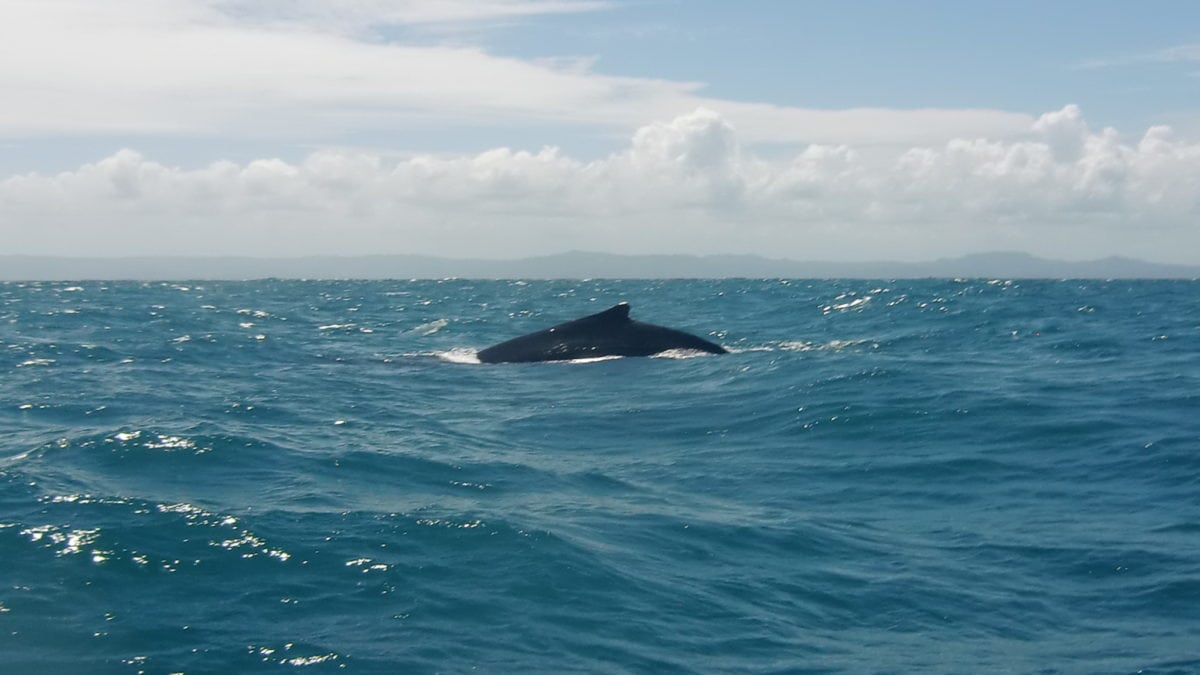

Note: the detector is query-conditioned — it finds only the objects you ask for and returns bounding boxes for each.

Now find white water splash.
[411,318,449,335]
[434,348,482,364]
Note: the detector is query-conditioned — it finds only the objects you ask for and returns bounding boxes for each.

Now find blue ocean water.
[2,278,1198,674]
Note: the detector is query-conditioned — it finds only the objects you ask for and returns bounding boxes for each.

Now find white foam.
[561,355,625,363]
[728,339,878,353]
[423,348,726,364]
[427,350,623,365]
[411,318,449,336]
[435,348,482,364]
[776,341,818,352]
[650,349,718,359]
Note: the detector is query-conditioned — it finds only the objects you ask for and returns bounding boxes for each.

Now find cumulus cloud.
[0,0,1030,145]
[3,106,1198,262]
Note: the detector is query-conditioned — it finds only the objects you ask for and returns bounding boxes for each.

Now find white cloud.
[3,106,1198,262]
[1078,42,1200,69]
[210,0,612,31]
[0,0,1031,145]
[1156,43,1200,62]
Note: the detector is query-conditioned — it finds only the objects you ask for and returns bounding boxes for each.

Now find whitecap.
[144,435,198,451]
[411,318,449,335]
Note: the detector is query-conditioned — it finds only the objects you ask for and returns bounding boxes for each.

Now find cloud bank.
[0,0,1029,146]
[3,106,1198,262]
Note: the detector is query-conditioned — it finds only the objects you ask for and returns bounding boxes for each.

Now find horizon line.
[1,250,1195,267]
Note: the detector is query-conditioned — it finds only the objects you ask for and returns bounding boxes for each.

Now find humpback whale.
[477,303,727,363]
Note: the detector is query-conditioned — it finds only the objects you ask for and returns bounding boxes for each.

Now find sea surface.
[2,278,1198,674]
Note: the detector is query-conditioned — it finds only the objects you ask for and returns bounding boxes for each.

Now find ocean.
[2,278,1198,674]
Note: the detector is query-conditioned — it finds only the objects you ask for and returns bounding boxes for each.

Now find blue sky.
[1,1,1198,262]
[486,0,1197,127]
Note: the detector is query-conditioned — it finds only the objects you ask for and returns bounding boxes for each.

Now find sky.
[1,0,1198,263]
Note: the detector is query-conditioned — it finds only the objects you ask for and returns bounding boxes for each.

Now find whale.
[477,302,727,363]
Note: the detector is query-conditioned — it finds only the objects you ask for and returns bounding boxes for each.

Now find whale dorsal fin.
[589,302,631,322]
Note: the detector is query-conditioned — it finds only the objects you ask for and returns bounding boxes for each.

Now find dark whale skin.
[477,303,727,363]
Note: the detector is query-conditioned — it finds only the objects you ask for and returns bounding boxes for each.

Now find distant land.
[2,251,1199,281]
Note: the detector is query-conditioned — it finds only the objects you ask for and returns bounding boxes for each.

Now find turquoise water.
[2,279,1198,673]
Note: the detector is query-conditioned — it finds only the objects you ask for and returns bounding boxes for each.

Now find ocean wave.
[2,278,1198,672]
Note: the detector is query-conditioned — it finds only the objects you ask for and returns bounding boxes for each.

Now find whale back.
[477,302,724,363]
[559,302,631,328]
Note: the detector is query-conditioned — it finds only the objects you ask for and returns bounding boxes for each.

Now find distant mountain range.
[2,251,1198,281]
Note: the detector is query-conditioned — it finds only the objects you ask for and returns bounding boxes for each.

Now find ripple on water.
[1,279,1198,672]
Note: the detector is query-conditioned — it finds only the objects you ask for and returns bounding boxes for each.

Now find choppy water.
[2,279,1199,674]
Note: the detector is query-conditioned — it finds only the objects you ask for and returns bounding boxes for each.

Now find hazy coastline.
[3,251,1198,281]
